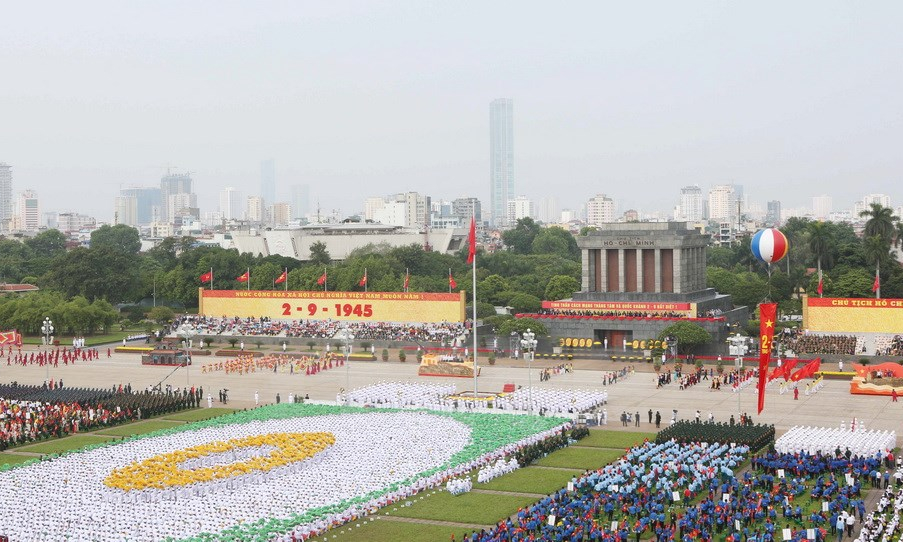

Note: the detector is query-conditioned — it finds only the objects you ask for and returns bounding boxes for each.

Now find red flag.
[317,272,327,286]
[466,216,476,264]
[403,270,410,291]
[757,303,778,414]
[448,272,457,290]
[816,275,823,296]
[274,270,287,284]
[236,271,249,283]
[199,271,212,283]
[359,272,367,287]
[873,272,880,293]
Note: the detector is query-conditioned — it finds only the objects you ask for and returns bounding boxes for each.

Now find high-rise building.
[270,203,292,226]
[536,197,560,224]
[707,185,735,222]
[246,196,265,223]
[160,173,193,223]
[261,159,276,206]
[812,195,832,220]
[57,212,96,233]
[119,187,162,225]
[507,196,534,223]
[765,200,782,227]
[452,197,482,224]
[113,196,138,226]
[678,185,704,222]
[586,194,615,226]
[219,187,243,220]
[404,192,430,230]
[18,190,39,232]
[167,193,197,224]
[290,184,310,219]
[489,98,514,227]
[855,193,892,217]
[0,163,12,225]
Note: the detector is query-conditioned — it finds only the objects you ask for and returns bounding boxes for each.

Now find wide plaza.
[3,346,898,436]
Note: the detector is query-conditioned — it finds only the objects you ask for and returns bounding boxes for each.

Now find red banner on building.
[757,303,777,414]
[542,300,691,311]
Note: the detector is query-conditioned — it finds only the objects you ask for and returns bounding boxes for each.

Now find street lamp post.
[41,317,54,382]
[339,327,355,403]
[520,329,537,414]
[178,324,195,387]
[728,333,747,415]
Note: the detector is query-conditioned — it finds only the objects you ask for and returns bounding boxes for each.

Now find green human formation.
[656,419,775,451]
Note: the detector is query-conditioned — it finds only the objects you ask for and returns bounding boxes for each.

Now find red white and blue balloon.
[751,228,789,264]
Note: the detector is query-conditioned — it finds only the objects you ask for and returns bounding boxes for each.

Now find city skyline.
[1,3,902,222]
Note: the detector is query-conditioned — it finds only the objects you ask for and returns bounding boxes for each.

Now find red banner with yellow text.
[758,303,777,414]
[199,289,466,323]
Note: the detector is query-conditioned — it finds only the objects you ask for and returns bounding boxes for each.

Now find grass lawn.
[17,434,117,455]
[574,429,656,449]
[535,446,625,470]
[21,330,147,347]
[477,466,583,495]
[0,453,39,467]
[310,518,460,542]
[388,490,535,525]
[162,408,236,422]
[95,419,185,437]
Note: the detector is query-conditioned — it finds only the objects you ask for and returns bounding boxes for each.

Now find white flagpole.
[210,267,214,291]
[472,242,478,400]
[284,268,288,291]
[324,266,328,293]
[448,268,452,293]
[364,267,368,293]
[246,267,250,291]
[405,268,409,292]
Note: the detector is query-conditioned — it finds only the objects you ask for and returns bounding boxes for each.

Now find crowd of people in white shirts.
[476,457,519,484]
[0,408,570,542]
[339,382,607,416]
[859,476,903,542]
[775,424,896,457]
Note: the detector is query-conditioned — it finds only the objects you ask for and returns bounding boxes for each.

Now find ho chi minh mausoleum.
[521,223,748,354]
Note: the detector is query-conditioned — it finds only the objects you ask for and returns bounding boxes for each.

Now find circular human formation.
[104,431,336,491]
[0,405,567,542]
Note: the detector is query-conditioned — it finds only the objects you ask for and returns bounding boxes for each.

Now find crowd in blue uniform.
[456,440,883,542]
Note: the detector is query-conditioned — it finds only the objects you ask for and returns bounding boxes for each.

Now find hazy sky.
[2,2,902,221]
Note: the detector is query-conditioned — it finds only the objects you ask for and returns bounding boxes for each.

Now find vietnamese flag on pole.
[403,268,410,292]
[236,271,249,283]
[199,271,212,283]
[317,272,327,286]
[873,272,880,293]
[359,270,367,287]
[466,216,476,264]
[757,302,778,414]
[448,271,457,290]
[816,272,823,296]
[274,270,287,284]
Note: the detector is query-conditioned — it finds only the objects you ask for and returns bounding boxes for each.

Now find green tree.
[501,218,541,254]
[807,221,834,274]
[862,234,891,297]
[90,224,141,254]
[309,241,331,266]
[531,227,579,260]
[477,274,511,305]
[497,318,547,337]
[860,203,899,245]
[544,275,580,301]
[830,267,873,298]
[147,306,175,324]
[507,293,542,314]
[24,229,67,257]
[658,321,712,354]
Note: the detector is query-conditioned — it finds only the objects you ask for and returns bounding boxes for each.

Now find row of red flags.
[197,217,478,290]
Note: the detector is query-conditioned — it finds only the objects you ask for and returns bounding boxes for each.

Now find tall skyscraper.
[766,200,782,226]
[219,187,243,220]
[113,196,138,226]
[812,195,832,220]
[0,163,13,225]
[18,190,39,231]
[290,184,310,219]
[678,185,704,222]
[707,185,735,222]
[120,187,162,225]
[489,98,514,228]
[160,173,193,223]
[261,159,276,205]
[586,194,615,226]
